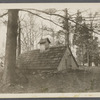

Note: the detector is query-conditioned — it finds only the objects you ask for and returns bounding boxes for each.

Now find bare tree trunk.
[87,49,90,66]
[82,45,84,66]
[18,27,21,56]
[2,10,19,85]
[64,9,69,46]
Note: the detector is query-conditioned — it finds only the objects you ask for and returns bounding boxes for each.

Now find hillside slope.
[1,68,100,93]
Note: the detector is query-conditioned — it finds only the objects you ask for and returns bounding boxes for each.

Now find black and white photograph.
[0,3,100,97]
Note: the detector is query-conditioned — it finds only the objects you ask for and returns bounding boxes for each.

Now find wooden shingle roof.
[17,46,66,70]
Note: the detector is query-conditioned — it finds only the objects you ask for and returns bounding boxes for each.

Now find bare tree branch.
[24,9,90,21]
[68,9,90,17]
[20,9,100,35]
[69,19,100,35]
[20,9,64,29]
[0,12,8,18]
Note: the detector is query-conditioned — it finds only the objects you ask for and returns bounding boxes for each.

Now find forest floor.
[0,67,100,93]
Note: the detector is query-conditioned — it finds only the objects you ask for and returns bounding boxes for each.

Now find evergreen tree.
[73,10,99,66]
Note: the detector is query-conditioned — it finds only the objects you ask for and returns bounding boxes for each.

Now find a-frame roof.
[17,46,66,70]
[67,46,79,68]
[17,46,79,70]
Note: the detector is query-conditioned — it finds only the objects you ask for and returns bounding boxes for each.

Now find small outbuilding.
[17,38,79,74]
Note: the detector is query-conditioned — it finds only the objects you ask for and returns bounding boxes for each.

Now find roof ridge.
[21,45,67,54]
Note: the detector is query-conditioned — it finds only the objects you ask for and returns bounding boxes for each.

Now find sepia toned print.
[0,3,100,97]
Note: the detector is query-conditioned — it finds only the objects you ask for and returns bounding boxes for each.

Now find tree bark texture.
[64,9,69,46]
[3,9,19,85]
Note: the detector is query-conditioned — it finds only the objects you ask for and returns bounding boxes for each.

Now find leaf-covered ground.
[0,67,100,93]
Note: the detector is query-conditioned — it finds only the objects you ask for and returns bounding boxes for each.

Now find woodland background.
[0,4,100,92]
